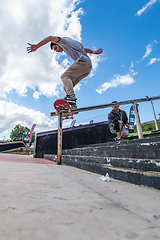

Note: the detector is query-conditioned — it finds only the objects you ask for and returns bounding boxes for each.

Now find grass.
[128,131,152,137]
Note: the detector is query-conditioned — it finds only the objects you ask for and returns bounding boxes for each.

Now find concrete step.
[44,154,160,190]
[84,134,160,147]
[62,140,160,159]
[44,135,160,190]
[63,155,160,172]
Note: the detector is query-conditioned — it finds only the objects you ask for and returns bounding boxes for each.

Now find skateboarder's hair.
[50,42,57,50]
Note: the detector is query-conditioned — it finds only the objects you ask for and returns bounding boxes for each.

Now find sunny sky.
[0,0,160,140]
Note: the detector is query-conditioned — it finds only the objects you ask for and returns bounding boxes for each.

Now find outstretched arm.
[85,48,103,54]
[27,36,60,53]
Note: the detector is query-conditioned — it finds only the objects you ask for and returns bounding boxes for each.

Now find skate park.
[1,0,160,238]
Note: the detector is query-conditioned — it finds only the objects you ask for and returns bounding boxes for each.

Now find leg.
[121,125,129,138]
[116,122,123,139]
[61,61,92,99]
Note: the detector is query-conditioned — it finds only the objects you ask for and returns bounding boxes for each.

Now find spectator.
[108,101,129,140]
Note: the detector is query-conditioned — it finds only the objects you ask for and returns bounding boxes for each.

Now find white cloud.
[0,0,102,99]
[0,0,88,99]
[33,91,41,100]
[0,0,103,138]
[129,62,138,76]
[96,63,136,94]
[89,55,104,78]
[141,40,158,60]
[121,65,126,68]
[74,83,82,92]
[142,43,152,59]
[147,57,160,65]
[96,74,135,94]
[135,0,158,16]
[0,101,57,139]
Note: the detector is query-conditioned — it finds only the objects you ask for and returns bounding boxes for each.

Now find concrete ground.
[0,153,160,240]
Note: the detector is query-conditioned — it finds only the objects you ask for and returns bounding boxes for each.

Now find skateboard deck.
[54,99,73,120]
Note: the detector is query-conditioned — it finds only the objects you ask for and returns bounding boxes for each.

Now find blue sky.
[0,0,160,140]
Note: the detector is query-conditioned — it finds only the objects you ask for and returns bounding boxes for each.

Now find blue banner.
[129,106,135,133]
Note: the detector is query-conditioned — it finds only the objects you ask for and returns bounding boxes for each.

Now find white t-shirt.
[57,37,91,63]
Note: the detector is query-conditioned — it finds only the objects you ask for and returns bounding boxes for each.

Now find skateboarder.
[27,36,103,109]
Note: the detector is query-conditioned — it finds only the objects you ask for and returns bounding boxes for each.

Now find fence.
[50,95,160,164]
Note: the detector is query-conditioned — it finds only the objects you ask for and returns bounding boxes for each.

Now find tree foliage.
[10,124,30,142]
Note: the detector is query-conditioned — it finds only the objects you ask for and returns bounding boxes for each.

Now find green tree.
[10,124,30,142]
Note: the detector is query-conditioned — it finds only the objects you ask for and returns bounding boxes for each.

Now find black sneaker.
[114,137,121,141]
[70,104,78,114]
[64,95,77,105]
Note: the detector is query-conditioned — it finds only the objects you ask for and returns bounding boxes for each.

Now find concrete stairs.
[44,134,160,190]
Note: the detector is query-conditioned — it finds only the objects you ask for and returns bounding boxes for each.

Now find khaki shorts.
[61,60,92,98]
[110,125,129,136]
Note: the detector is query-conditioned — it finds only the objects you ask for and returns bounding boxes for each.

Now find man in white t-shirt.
[27,36,103,108]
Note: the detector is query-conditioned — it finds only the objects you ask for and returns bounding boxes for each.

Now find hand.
[94,48,103,54]
[27,43,38,53]
[126,124,130,129]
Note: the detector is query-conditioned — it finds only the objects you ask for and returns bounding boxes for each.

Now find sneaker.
[64,95,77,105]
[70,104,77,110]
[70,104,79,114]
[114,137,121,141]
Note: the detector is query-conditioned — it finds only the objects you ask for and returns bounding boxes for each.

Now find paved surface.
[0,153,54,164]
[0,153,160,240]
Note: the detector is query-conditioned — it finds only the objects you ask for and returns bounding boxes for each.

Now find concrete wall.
[35,121,115,158]
[0,141,26,152]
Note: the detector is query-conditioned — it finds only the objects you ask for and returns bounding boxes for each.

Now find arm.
[108,112,115,126]
[122,111,129,127]
[27,36,60,53]
[85,48,103,54]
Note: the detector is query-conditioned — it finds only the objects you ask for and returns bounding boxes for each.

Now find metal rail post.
[151,100,159,130]
[133,102,143,139]
[57,113,62,165]
[146,96,159,130]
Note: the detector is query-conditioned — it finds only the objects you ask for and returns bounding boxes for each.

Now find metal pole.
[33,133,37,158]
[57,113,62,165]
[133,102,143,139]
[151,100,159,130]
[50,95,160,117]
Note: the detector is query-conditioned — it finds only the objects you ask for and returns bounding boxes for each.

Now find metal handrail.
[50,95,160,116]
[50,95,160,164]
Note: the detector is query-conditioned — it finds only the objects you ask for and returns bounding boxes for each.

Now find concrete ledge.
[62,140,160,159]
[63,155,160,172]
[0,141,26,152]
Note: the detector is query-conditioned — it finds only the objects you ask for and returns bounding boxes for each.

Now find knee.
[61,72,70,84]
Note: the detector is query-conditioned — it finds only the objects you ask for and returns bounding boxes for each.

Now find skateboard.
[54,99,74,120]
